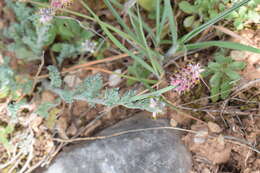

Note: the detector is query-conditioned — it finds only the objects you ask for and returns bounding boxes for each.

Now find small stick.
[53,126,198,143]
[63,52,136,72]
[36,52,134,79]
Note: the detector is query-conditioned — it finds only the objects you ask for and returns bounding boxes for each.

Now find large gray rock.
[41,113,192,173]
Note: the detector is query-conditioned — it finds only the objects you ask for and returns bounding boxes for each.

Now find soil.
[0,1,259,173]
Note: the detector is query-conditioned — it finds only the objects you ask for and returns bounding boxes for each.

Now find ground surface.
[0,0,259,173]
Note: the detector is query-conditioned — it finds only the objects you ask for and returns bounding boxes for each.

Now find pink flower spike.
[38,8,55,24]
[170,64,203,94]
[51,0,63,8]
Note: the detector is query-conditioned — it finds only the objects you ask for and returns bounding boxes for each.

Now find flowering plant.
[170,64,203,94]
[202,54,246,102]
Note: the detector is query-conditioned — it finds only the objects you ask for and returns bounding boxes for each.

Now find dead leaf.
[45,108,61,129]
[67,123,77,136]
[208,121,222,133]
[56,116,68,139]
[41,91,56,103]
[31,116,43,134]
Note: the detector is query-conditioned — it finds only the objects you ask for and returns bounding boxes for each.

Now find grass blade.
[183,41,260,54]
[80,0,156,74]
[129,86,175,101]
[164,0,178,46]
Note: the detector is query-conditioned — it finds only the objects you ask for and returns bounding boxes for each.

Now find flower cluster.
[38,8,55,24]
[149,98,166,119]
[51,0,74,9]
[170,64,203,94]
[37,0,74,24]
[80,40,97,53]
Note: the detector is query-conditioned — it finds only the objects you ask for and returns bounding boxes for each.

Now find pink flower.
[38,8,55,24]
[51,0,73,8]
[51,0,63,8]
[170,64,203,94]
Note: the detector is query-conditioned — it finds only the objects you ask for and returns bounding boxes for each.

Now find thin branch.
[36,52,135,79]
[53,126,198,143]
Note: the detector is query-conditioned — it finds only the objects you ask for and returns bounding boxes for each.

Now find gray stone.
[41,113,192,173]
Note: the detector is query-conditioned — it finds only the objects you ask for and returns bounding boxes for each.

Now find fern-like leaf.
[51,74,160,112]
[47,65,62,88]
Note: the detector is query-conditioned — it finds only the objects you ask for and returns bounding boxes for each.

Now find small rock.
[193,129,208,144]
[170,118,178,127]
[230,50,247,61]
[40,113,192,173]
[41,91,56,103]
[108,69,122,87]
[202,168,211,173]
[217,135,225,146]
[64,75,82,88]
[208,121,222,133]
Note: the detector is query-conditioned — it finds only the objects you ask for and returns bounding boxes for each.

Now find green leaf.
[234,20,244,30]
[227,61,246,70]
[4,125,14,134]
[164,0,178,54]
[74,74,103,99]
[47,65,62,88]
[83,0,157,75]
[209,10,218,19]
[208,62,222,71]
[183,41,260,54]
[178,1,196,14]
[56,43,78,64]
[0,126,13,151]
[210,72,222,87]
[183,16,195,28]
[138,0,156,11]
[220,81,233,99]
[224,69,241,80]
[55,19,81,41]
[238,6,247,16]
[7,100,27,119]
[214,55,233,64]
[229,11,239,18]
[103,88,121,106]
[127,61,150,86]
[51,43,63,52]
[210,86,220,102]
[0,86,10,99]
[80,29,95,42]
[41,25,56,46]
[36,102,57,118]
[180,0,251,43]
[129,86,175,102]
[200,68,213,77]
[8,44,39,61]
